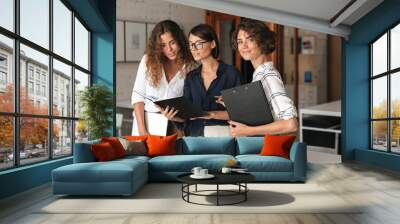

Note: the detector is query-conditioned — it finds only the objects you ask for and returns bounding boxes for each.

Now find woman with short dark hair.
[160,24,241,137]
[229,18,298,136]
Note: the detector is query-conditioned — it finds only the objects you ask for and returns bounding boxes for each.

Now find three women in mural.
[131,18,298,137]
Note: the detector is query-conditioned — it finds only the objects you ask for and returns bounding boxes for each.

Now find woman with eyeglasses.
[228,18,298,137]
[159,24,241,137]
[131,20,194,136]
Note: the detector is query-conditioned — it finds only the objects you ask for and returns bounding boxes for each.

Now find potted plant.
[79,84,114,140]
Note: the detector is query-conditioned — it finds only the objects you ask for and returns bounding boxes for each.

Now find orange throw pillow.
[259,135,296,159]
[146,134,177,157]
[91,142,117,161]
[101,137,127,158]
[123,135,148,142]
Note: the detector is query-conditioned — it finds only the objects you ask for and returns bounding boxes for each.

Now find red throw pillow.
[259,135,296,159]
[146,134,177,157]
[91,142,117,161]
[101,137,127,158]
[123,135,148,142]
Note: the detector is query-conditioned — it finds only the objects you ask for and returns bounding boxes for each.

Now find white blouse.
[131,55,186,113]
[253,61,298,120]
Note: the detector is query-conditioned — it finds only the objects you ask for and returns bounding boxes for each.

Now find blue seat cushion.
[149,154,235,172]
[177,137,235,155]
[236,137,264,155]
[236,155,293,172]
[52,159,147,183]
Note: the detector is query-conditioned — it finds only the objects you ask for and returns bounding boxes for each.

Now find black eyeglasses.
[189,41,209,50]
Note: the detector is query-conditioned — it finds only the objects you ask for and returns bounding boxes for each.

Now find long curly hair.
[145,20,194,87]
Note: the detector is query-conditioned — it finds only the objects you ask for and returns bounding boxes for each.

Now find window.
[42,85,46,97]
[371,23,400,153]
[75,17,89,70]
[0,55,7,67]
[0,71,6,85]
[28,81,34,94]
[28,67,34,80]
[0,0,14,32]
[35,83,40,95]
[0,0,91,170]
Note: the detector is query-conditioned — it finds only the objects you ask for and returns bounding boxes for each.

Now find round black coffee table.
[177,173,255,206]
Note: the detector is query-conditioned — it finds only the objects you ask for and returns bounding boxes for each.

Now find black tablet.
[154,97,207,120]
[221,81,274,126]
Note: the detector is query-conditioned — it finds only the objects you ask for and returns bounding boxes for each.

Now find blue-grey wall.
[343,0,400,171]
[0,0,116,200]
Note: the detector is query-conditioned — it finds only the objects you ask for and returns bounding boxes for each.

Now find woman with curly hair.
[131,20,194,135]
[228,18,298,137]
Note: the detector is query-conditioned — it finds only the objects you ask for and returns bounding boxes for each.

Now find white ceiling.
[164,0,384,38]
[228,0,352,22]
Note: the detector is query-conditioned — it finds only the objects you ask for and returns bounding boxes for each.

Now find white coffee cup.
[191,167,202,176]
[200,169,208,176]
[221,167,232,174]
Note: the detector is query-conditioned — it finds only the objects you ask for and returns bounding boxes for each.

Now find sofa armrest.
[289,142,307,181]
[73,140,100,163]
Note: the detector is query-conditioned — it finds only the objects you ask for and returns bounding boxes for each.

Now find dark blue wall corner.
[343,0,400,170]
[91,0,116,136]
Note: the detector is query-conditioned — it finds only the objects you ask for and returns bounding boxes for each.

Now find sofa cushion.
[52,159,147,183]
[260,135,296,159]
[73,139,100,163]
[118,138,147,156]
[91,142,118,161]
[101,137,127,158]
[148,154,235,172]
[147,134,177,157]
[236,155,293,172]
[236,137,264,155]
[177,137,235,155]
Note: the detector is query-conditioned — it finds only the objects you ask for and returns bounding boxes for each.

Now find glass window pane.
[0,116,14,170]
[372,121,388,151]
[53,0,72,60]
[391,72,400,118]
[20,44,49,115]
[75,18,89,70]
[20,0,49,49]
[74,69,89,118]
[53,119,72,158]
[20,117,49,165]
[372,76,387,119]
[392,120,400,153]
[75,120,88,143]
[391,24,400,70]
[53,59,72,117]
[0,0,14,31]
[372,33,387,76]
[0,34,14,113]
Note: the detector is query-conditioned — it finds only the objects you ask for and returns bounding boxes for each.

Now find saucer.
[190,174,215,179]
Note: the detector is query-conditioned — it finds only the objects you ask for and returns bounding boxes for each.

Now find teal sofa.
[52,137,307,196]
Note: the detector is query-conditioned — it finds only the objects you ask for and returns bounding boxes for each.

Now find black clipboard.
[133,90,206,119]
[221,81,274,126]
[154,97,207,119]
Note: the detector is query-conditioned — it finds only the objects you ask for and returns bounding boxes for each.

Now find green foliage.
[79,84,114,140]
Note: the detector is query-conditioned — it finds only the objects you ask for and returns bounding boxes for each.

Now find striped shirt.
[253,62,297,120]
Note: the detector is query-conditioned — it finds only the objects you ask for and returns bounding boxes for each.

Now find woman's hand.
[191,112,215,120]
[215,96,225,107]
[228,120,251,137]
[157,105,184,122]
